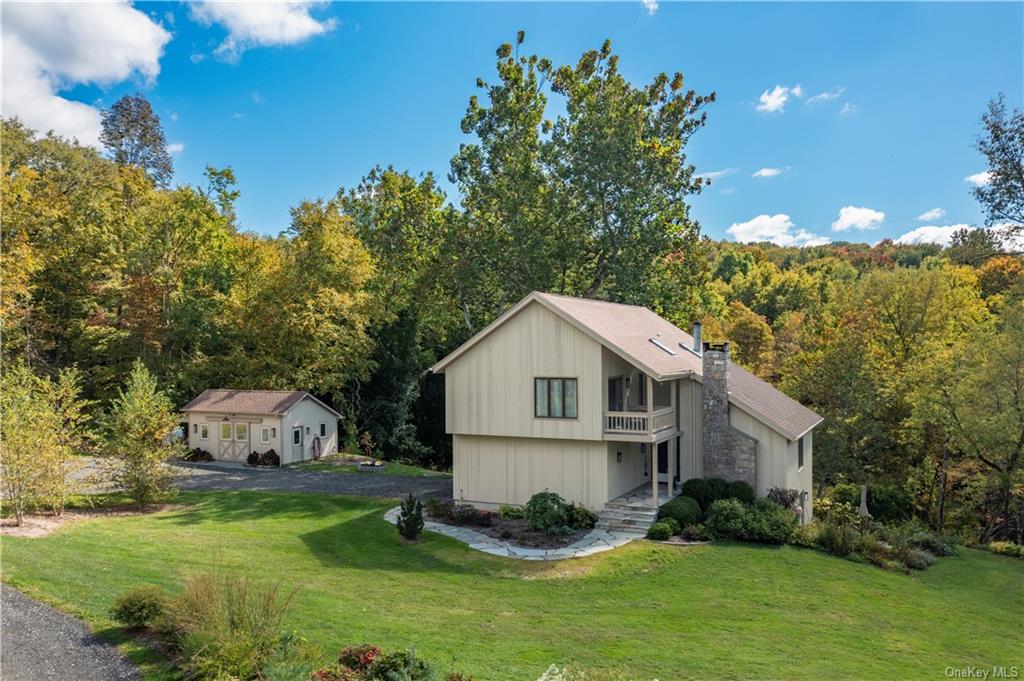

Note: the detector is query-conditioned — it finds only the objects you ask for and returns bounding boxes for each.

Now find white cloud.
[916,207,945,221]
[965,171,993,186]
[894,224,971,247]
[752,167,788,178]
[1,2,171,146]
[170,112,179,122]
[641,0,659,15]
[189,1,336,61]
[166,142,185,155]
[756,85,803,113]
[832,206,885,232]
[840,102,858,116]
[727,214,830,247]
[697,168,735,181]
[805,86,845,105]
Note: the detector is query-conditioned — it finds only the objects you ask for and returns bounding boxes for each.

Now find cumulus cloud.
[894,224,971,247]
[1,1,171,146]
[727,214,830,247]
[805,86,845,105]
[166,142,185,155]
[697,168,736,181]
[756,84,804,113]
[840,102,858,116]
[189,1,336,61]
[752,167,787,178]
[832,205,885,232]
[965,171,993,186]
[641,0,659,15]
[916,207,945,221]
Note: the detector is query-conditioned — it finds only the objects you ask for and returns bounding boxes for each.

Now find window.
[319,422,326,437]
[797,437,805,469]
[535,378,578,419]
[220,422,232,440]
[235,423,247,441]
[271,427,277,438]
[193,424,198,434]
[200,424,209,440]
[292,428,302,445]
[261,426,271,444]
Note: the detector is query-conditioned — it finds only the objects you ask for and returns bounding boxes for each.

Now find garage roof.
[180,390,341,418]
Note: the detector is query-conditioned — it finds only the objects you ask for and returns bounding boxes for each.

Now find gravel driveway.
[1,585,139,681]
[173,461,452,498]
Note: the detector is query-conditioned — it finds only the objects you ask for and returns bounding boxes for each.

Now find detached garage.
[181,390,341,465]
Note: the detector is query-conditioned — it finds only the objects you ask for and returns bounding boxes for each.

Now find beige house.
[181,390,340,465]
[431,292,822,522]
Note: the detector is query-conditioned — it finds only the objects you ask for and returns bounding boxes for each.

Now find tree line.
[2,34,1022,542]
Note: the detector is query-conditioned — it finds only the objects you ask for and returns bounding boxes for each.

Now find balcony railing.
[604,406,675,436]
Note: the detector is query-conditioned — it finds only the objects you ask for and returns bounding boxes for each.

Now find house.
[180,389,341,465]
[431,292,822,522]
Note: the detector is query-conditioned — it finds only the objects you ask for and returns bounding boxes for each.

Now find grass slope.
[3,492,1021,680]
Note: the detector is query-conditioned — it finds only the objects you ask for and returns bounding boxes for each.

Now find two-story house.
[431,292,822,521]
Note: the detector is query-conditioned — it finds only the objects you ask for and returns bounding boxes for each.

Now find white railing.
[604,407,675,435]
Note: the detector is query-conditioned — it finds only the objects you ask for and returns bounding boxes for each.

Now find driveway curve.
[174,461,452,499]
[0,585,139,681]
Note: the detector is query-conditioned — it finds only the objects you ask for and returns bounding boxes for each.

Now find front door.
[656,440,669,482]
[291,427,304,462]
[608,377,624,411]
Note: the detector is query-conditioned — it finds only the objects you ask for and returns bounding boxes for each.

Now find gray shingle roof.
[432,291,822,440]
[180,390,340,417]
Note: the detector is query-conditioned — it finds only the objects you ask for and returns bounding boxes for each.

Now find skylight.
[649,336,676,356]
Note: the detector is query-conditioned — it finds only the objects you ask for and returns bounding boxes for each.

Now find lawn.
[298,458,451,477]
[3,491,1022,680]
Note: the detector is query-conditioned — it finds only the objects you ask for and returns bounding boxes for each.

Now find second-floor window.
[535,378,578,419]
[797,436,805,469]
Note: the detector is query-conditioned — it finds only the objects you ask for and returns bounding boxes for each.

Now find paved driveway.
[173,461,452,499]
[0,585,139,681]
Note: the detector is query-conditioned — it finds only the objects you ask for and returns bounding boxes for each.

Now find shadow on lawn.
[164,491,386,526]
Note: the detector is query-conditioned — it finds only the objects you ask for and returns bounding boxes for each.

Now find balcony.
[604,406,675,439]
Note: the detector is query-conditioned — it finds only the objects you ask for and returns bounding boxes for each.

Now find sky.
[2,1,1021,247]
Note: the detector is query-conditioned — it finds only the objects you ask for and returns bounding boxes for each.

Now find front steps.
[595,498,658,534]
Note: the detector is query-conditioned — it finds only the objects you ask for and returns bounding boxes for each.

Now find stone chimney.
[702,342,757,486]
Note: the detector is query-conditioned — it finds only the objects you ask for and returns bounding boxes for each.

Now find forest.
[2,34,1023,543]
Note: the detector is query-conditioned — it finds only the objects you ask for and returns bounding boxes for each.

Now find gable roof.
[432,291,822,440]
[180,390,341,418]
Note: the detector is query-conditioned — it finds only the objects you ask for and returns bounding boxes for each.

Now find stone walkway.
[384,507,645,560]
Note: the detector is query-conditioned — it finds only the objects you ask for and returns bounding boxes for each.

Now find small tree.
[396,493,424,540]
[104,361,182,508]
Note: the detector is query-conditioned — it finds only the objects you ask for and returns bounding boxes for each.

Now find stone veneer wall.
[702,343,757,487]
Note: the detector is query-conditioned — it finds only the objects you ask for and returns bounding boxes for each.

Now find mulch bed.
[425,513,590,549]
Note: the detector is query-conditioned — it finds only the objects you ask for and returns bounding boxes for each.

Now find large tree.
[973,94,1024,237]
[100,93,174,187]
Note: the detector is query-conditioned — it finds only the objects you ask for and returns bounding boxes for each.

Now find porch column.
[651,442,658,507]
[668,437,675,499]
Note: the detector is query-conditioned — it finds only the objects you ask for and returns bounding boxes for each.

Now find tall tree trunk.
[936,443,948,533]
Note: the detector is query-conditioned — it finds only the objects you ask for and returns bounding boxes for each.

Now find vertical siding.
[730,406,793,497]
[445,303,603,440]
[606,441,649,500]
[282,399,339,464]
[453,435,609,510]
[676,379,703,482]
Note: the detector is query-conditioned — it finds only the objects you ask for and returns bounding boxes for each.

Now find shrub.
[313,665,362,681]
[681,478,711,510]
[904,548,936,570]
[727,480,755,505]
[423,497,452,519]
[338,643,383,672]
[450,504,492,527]
[525,491,570,534]
[869,484,913,523]
[906,530,957,557]
[263,449,280,467]
[658,496,701,528]
[681,524,709,541]
[262,632,323,681]
[767,487,800,510]
[647,520,675,541]
[988,541,1023,558]
[743,499,796,544]
[167,570,296,680]
[831,482,860,508]
[788,522,818,548]
[363,649,434,681]
[110,585,166,629]
[185,447,212,462]
[247,451,260,466]
[565,503,597,530]
[498,504,524,520]
[704,498,748,539]
[815,520,854,558]
[397,494,424,540]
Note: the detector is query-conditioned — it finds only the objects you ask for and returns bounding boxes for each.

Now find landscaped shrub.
[312,665,362,681]
[868,484,913,523]
[261,632,324,681]
[681,524,709,541]
[905,529,957,557]
[184,447,212,462]
[788,522,818,548]
[450,504,492,527]
[167,570,296,680]
[110,585,166,629]
[904,548,936,570]
[397,493,424,540]
[680,478,711,510]
[338,643,383,672]
[423,497,452,519]
[726,480,755,505]
[767,487,800,510]
[646,520,675,540]
[363,649,434,681]
[658,496,701,528]
[565,502,597,530]
[247,451,260,466]
[988,541,1023,558]
[498,504,524,520]
[704,498,748,539]
[263,449,280,467]
[831,482,860,508]
[742,499,796,544]
[525,491,570,534]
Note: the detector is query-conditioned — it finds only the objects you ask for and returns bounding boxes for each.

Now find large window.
[535,378,578,419]
[234,423,248,441]
[261,426,271,444]
[200,424,209,440]
[797,436,805,469]
[220,422,232,440]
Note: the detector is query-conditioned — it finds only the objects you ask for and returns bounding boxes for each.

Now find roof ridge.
[536,291,651,311]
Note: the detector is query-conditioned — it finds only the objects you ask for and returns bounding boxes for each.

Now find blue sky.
[3,2,1021,246]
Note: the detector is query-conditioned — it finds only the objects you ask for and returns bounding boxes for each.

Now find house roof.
[431,291,822,440]
[180,390,341,418]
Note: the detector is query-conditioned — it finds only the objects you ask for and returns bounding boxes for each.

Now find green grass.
[297,459,451,477]
[3,492,1022,680]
